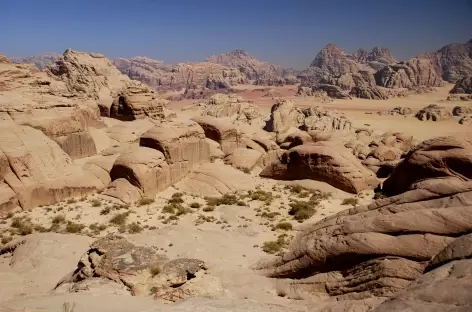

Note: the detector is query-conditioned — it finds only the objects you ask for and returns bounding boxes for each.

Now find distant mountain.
[418,39,472,82]
[207,49,297,85]
[113,56,246,92]
[10,52,61,70]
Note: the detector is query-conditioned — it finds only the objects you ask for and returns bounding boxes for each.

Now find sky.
[2,0,472,69]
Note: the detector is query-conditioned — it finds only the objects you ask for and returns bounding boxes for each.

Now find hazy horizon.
[3,0,472,69]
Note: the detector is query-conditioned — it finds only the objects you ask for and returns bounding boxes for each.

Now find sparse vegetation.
[288,185,304,194]
[275,222,293,231]
[205,193,239,206]
[65,221,84,233]
[11,217,34,235]
[341,197,359,206]
[91,199,101,207]
[288,201,317,221]
[61,301,76,312]
[6,212,14,219]
[190,202,201,209]
[66,198,76,204]
[202,206,215,212]
[261,211,280,220]
[262,234,289,254]
[109,212,130,226]
[137,197,154,206]
[248,189,274,204]
[1,235,13,244]
[150,263,162,276]
[128,222,143,234]
[52,214,66,225]
[100,207,111,215]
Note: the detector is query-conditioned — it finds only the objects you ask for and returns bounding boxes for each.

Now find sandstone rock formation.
[450,75,472,94]
[194,94,266,128]
[346,131,413,177]
[419,39,472,82]
[256,135,472,302]
[452,105,472,116]
[415,104,451,121]
[265,99,352,135]
[55,235,222,301]
[104,120,210,203]
[10,52,61,70]
[260,142,379,193]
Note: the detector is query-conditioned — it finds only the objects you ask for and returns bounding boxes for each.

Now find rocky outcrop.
[350,47,397,70]
[265,100,352,134]
[415,104,451,121]
[256,135,472,301]
[0,54,12,64]
[260,142,379,193]
[459,115,472,125]
[452,105,472,116]
[375,58,444,89]
[194,94,266,128]
[419,39,472,82]
[10,52,61,70]
[55,235,222,301]
[450,75,472,94]
[346,131,414,177]
[207,49,294,85]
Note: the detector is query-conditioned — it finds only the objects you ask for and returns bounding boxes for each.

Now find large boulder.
[383,134,472,196]
[109,147,171,199]
[260,142,379,193]
[174,162,256,197]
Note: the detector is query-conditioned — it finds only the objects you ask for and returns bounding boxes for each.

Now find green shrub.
[1,236,13,245]
[189,202,201,209]
[248,190,273,204]
[202,206,215,212]
[109,212,130,226]
[137,197,154,206]
[65,221,84,233]
[289,185,303,194]
[262,235,289,254]
[128,222,143,234]
[261,211,280,220]
[52,215,66,224]
[66,198,76,204]
[341,197,359,206]
[288,201,316,221]
[275,222,293,231]
[91,199,101,207]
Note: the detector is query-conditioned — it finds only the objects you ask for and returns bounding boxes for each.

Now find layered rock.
[450,75,472,94]
[415,104,451,121]
[377,106,413,116]
[256,135,472,301]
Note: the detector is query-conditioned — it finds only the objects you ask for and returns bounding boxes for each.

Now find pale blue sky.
[2,0,472,68]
